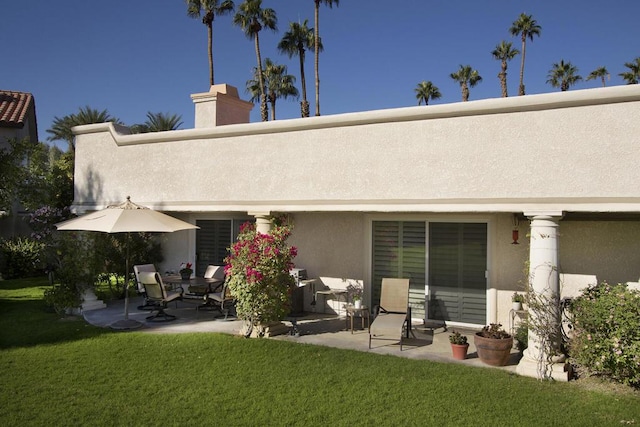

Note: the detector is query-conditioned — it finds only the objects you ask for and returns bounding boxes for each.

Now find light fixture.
[512,213,520,244]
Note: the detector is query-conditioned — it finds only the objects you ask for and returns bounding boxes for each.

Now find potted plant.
[474,323,513,366]
[512,292,525,311]
[449,330,469,360]
[346,280,363,309]
[179,262,193,280]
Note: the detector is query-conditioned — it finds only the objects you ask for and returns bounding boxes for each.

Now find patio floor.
[83,296,521,372]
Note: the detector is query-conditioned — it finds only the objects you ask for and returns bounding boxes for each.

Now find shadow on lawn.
[0,296,111,350]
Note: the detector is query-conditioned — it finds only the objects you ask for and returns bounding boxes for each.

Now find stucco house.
[0,90,39,238]
[70,84,640,378]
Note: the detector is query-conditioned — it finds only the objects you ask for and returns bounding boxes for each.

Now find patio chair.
[133,264,157,310]
[138,272,182,321]
[369,278,410,350]
[201,282,235,320]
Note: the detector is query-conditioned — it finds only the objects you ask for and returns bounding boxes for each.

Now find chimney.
[190,84,254,128]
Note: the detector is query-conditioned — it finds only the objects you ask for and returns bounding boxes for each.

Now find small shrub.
[43,282,82,315]
[514,322,528,352]
[0,237,45,278]
[569,282,640,388]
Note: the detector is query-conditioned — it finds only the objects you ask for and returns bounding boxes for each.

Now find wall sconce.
[512,213,520,244]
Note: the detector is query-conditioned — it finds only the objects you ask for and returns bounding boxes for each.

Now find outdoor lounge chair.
[133,264,157,310]
[369,278,410,350]
[201,282,235,320]
[138,272,182,321]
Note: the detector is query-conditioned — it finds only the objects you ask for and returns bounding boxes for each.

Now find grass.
[1,278,639,426]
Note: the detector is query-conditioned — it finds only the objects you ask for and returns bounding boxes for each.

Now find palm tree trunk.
[601,76,606,87]
[299,49,308,117]
[314,1,321,116]
[270,96,276,120]
[462,83,469,102]
[254,32,268,122]
[208,22,214,86]
[500,60,508,97]
[518,35,526,96]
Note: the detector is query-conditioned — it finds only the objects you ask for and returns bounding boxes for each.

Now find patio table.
[162,275,222,299]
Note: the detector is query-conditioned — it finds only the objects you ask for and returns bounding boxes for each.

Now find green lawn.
[1,278,638,426]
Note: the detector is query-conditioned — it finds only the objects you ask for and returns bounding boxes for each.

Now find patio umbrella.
[56,196,199,330]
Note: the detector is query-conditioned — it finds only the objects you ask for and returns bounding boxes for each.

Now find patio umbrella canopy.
[56,196,199,330]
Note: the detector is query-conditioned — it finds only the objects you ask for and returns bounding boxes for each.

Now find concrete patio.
[83,296,521,372]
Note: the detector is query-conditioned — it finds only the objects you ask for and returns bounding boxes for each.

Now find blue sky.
[2,0,638,147]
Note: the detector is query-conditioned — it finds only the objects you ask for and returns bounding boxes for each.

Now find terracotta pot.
[450,343,469,360]
[474,333,514,366]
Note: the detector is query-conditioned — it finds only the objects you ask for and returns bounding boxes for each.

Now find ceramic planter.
[450,343,469,360]
[474,333,514,366]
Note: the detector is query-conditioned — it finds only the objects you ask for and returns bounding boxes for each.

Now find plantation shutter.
[195,220,232,275]
[428,222,487,325]
[372,221,426,318]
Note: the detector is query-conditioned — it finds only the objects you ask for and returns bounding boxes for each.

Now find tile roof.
[0,90,34,129]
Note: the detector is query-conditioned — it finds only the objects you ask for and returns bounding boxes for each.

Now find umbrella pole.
[124,232,130,320]
[110,232,142,330]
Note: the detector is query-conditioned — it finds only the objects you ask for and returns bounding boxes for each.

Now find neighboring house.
[0,90,38,238]
[71,84,640,377]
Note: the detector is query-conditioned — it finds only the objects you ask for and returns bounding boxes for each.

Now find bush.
[225,218,297,337]
[0,237,45,279]
[569,282,640,388]
[43,282,82,315]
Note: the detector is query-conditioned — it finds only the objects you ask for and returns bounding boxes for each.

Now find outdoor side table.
[345,305,370,333]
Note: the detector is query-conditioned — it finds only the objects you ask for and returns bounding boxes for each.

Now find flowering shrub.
[29,205,72,241]
[569,282,640,388]
[224,219,297,337]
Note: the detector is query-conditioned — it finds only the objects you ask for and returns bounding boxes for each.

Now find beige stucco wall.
[72,86,640,213]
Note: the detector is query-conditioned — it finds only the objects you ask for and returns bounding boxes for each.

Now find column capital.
[523,211,564,219]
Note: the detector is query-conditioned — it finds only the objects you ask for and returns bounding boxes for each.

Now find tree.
[186,0,235,87]
[546,60,582,91]
[46,106,120,151]
[619,57,640,84]
[586,66,609,87]
[234,0,277,122]
[450,65,482,102]
[278,20,321,118]
[130,112,183,133]
[313,0,339,116]
[414,81,442,106]
[247,59,299,120]
[491,40,519,97]
[509,13,541,96]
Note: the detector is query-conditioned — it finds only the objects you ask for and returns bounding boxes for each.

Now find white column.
[249,212,272,234]
[516,213,569,381]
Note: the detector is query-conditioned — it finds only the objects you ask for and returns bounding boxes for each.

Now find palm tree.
[186,0,235,87]
[313,0,339,116]
[278,20,321,118]
[414,81,442,106]
[234,0,277,122]
[546,60,582,91]
[47,106,120,151]
[450,65,482,102]
[509,13,542,96]
[247,59,299,120]
[131,112,183,133]
[586,66,609,87]
[619,57,640,84]
[491,41,519,97]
